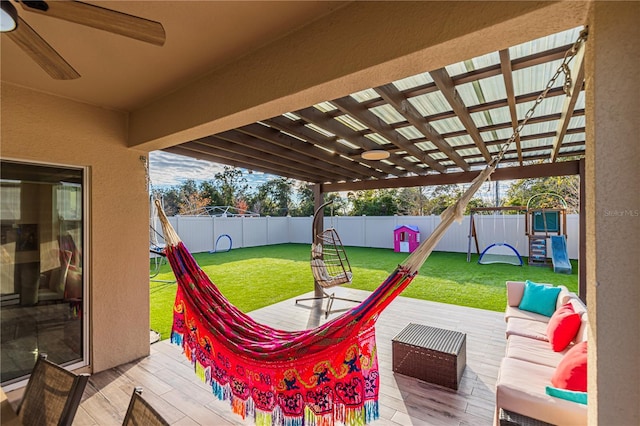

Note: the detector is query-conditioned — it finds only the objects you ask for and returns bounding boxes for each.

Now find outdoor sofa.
[495,280,588,425]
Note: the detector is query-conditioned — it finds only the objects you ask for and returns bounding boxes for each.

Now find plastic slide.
[550,235,572,274]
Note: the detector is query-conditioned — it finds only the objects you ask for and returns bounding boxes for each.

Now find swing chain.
[492,27,589,165]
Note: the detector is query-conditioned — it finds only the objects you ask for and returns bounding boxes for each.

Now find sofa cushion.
[519,280,562,317]
[547,303,582,352]
[551,341,587,392]
[504,305,552,324]
[496,357,587,425]
[506,335,568,368]
[506,318,549,341]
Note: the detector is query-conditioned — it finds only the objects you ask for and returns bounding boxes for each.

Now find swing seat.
[310,241,353,286]
[297,203,360,317]
[310,257,352,287]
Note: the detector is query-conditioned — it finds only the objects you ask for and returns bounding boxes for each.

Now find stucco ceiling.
[0,1,347,111]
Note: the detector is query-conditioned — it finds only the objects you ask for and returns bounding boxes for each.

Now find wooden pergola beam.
[357,44,575,109]
[331,95,446,173]
[233,124,377,181]
[430,67,493,163]
[551,43,586,162]
[322,160,581,193]
[200,133,354,182]
[499,49,523,165]
[375,83,471,171]
[263,116,394,178]
[186,137,346,182]
[295,106,423,176]
[163,146,328,183]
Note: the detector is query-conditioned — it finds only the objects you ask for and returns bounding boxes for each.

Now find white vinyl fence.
[153,214,580,259]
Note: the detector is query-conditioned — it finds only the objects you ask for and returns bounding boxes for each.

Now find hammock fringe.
[171,334,380,426]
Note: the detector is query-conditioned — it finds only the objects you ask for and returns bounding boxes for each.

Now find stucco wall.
[0,84,150,373]
[585,2,640,424]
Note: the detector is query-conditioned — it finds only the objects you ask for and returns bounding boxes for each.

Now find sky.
[149,150,512,205]
[148,150,280,191]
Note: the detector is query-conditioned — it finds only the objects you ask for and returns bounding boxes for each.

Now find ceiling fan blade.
[5,16,80,80]
[20,1,166,46]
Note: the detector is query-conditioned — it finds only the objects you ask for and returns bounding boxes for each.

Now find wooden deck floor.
[73,288,507,425]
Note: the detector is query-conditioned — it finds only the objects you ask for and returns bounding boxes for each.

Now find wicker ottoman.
[392,323,466,390]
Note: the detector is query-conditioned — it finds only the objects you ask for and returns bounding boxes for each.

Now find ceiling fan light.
[1,1,18,32]
[361,149,390,160]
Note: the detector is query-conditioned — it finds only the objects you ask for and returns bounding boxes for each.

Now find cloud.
[148,151,289,191]
[148,151,225,187]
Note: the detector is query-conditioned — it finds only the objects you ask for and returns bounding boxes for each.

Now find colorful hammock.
[156,161,498,426]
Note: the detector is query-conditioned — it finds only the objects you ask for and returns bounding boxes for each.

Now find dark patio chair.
[16,353,89,426]
[122,387,169,426]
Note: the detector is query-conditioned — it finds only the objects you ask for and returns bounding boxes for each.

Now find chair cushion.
[551,341,587,392]
[547,303,582,352]
[518,280,561,317]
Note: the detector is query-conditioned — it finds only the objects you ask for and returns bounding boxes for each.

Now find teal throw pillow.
[518,280,561,317]
[545,386,587,405]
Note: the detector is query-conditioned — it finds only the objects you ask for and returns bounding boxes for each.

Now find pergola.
[162,26,587,293]
[163,27,585,190]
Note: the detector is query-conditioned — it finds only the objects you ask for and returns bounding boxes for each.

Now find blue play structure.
[550,235,572,274]
[526,193,572,274]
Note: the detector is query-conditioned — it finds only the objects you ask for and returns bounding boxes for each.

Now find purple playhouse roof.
[394,225,419,232]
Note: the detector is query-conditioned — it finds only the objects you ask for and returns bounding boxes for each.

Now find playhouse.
[394,225,420,253]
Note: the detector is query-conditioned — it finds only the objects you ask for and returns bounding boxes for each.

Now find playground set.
[467,193,572,274]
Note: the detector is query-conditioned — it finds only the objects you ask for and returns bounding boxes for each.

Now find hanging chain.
[492,27,589,166]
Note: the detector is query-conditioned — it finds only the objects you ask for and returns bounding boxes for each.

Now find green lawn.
[150,244,578,340]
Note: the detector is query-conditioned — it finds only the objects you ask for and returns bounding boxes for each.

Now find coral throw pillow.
[551,341,587,392]
[547,302,582,351]
[518,280,561,317]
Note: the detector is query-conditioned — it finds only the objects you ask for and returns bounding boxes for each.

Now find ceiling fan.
[1,0,165,80]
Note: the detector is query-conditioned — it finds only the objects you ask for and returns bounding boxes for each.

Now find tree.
[289,185,348,217]
[503,176,579,213]
[348,189,399,216]
[422,184,489,215]
[152,187,180,216]
[178,192,210,215]
[214,166,249,207]
[171,179,208,214]
[396,187,428,215]
[250,177,294,216]
[199,180,224,206]
[292,184,315,217]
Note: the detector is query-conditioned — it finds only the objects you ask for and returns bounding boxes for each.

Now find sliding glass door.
[1,160,86,385]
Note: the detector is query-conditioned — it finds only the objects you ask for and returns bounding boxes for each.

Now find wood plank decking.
[74,288,507,425]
